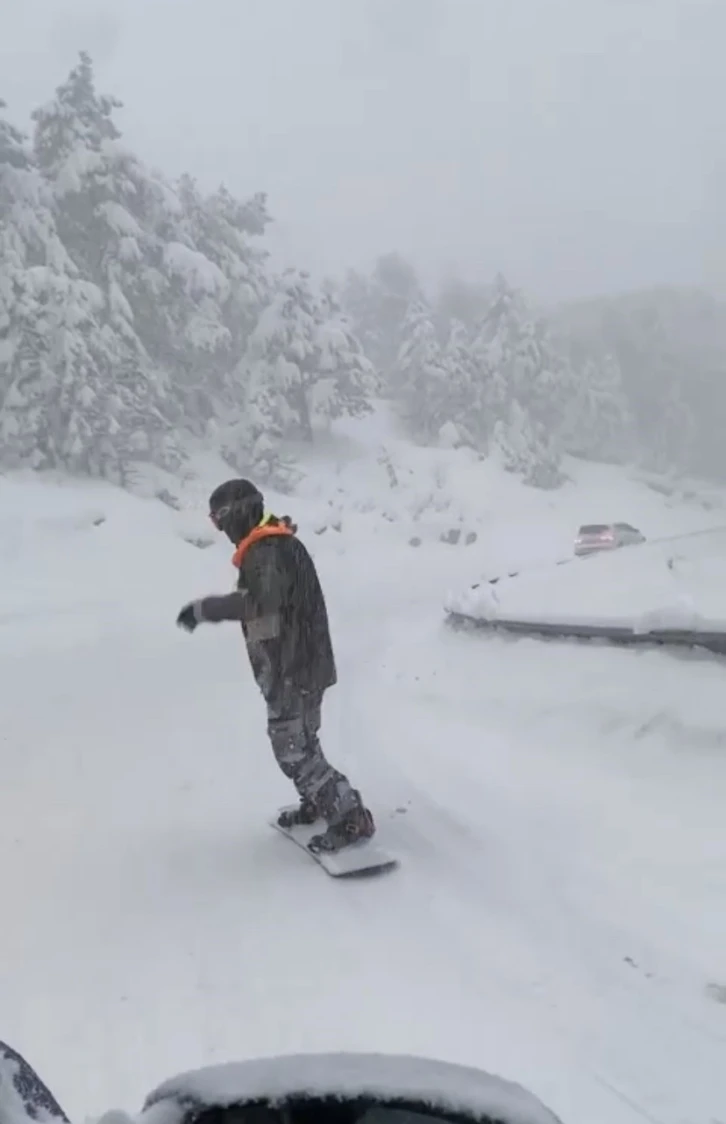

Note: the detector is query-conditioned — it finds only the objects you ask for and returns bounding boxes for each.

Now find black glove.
[176,601,203,633]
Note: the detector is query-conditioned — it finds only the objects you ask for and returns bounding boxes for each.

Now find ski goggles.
[209,504,232,529]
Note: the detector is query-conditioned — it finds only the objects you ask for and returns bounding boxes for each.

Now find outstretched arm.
[198,590,248,622]
[176,541,288,634]
[176,589,247,631]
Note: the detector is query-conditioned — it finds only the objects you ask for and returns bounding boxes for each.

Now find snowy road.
[2,493,726,1124]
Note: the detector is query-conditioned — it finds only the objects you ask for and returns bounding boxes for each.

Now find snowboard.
[270,807,399,877]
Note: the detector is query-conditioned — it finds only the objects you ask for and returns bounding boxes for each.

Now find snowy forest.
[3,53,726,492]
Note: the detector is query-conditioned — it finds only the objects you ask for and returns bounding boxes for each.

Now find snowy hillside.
[2,414,726,1124]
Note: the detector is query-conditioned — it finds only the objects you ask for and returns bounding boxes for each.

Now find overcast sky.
[1,0,724,301]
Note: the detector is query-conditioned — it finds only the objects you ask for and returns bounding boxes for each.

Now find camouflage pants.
[266,685,359,824]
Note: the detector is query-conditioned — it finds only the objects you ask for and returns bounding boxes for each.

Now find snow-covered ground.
[447,528,726,635]
[2,413,726,1124]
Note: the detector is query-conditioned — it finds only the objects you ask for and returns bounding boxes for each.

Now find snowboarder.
[176,478,375,853]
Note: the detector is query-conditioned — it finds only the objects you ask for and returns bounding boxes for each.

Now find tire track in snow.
[352,609,726,1124]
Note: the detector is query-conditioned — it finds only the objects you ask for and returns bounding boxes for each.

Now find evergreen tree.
[647,379,696,475]
[174,173,271,423]
[341,252,422,387]
[492,401,563,489]
[471,274,567,487]
[0,99,31,394]
[340,268,381,363]
[469,273,519,425]
[395,299,454,443]
[31,52,181,471]
[0,97,124,475]
[555,287,716,477]
[1,60,282,481]
[315,287,377,425]
[441,317,482,447]
[563,353,634,463]
[235,269,374,478]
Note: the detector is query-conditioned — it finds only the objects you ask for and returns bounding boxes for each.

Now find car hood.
[139,1053,561,1124]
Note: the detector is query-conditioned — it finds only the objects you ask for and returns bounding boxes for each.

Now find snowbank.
[446,529,726,639]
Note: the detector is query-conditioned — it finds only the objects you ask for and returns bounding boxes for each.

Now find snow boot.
[308,804,375,854]
[277,799,321,829]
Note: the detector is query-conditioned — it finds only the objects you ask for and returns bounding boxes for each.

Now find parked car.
[0,1041,563,1124]
[574,521,646,557]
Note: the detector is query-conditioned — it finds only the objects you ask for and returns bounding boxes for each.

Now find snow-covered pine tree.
[3,62,279,481]
[341,252,423,392]
[0,98,122,475]
[0,99,30,400]
[556,289,712,477]
[0,99,51,456]
[440,317,482,447]
[31,52,185,473]
[471,274,567,487]
[339,268,382,364]
[315,286,377,424]
[246,268,373,439]
[645,378,696,475]
[619,307,698,476]
[226,353,291,486]
[245,269,326,445]
[173,173,271,423]
[469,274,516,427]
[563,352,634,463]
[395,299,458,443]
[492,400,563,488]
[227,269,374,481]
[0,99,27,177]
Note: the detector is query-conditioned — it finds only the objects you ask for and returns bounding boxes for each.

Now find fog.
[2,0,724,299]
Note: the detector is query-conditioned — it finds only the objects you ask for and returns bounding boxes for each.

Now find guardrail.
[445,610,726,657]
[446,522,726,656]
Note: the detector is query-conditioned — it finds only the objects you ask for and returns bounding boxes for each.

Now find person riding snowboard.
[176,478,375,853]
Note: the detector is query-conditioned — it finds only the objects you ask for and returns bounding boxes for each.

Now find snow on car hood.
[0,1042,69,1124]
[139,1053,561,1124]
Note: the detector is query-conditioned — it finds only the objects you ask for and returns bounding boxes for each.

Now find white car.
[1,1042,562,1124]
[574,521,646,558]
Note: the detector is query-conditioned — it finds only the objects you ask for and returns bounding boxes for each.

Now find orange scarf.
[232,522,293,568]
